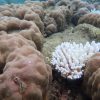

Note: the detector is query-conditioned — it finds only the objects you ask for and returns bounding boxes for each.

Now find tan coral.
[48,5,72,32]
[0,17,43,51]
[0,34,52,100]
[48,10,65,31]
[43,16,57,36]
[24,11,44,34]
[45,24,57,36]
[78,13,100,28]
[83,53,100,100]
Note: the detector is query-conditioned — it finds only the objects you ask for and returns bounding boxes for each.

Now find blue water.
[0,0,99,4]
[0,0,25,4]
[0,0,47,4]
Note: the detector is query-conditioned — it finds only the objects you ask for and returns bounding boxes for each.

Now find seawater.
[0,0,47,4]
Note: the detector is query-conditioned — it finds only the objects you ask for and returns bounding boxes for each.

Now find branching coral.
[83,53,100,100]
[51,41,100,80]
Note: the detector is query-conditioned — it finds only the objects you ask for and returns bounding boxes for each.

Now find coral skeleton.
[51,41,100,80]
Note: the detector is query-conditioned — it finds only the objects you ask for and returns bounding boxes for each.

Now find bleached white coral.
[51,41,100,80]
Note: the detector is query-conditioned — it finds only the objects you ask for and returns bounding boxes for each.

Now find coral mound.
[51,41,100,80]
[0,17,43,51]
[83,53,100,100]
[78,13,100,28]
[0,33,52,100]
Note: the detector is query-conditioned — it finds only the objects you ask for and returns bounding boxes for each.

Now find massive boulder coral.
[83,53,100,100]
[0,34,52,100]
[0,17,43,51]
[48,10,65,31]
[43,16,57,36]
[48,6,72,32]
[72,23,100,41]
[0,4,45,34]
[24,11,44,34]
[78,13,100,28]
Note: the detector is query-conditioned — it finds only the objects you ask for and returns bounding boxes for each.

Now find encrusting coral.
[0,17,43,51]
[0,33,52,100]
[83,53,100,100]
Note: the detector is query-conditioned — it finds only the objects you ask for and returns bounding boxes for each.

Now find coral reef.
[0,33,52,100]
[43,16,57,36]
[48,6,72,32]
[0,3,45,34]
[56,0,71,7]
[51,41,100,80]
[83,53,100,100]
[72,23,100,41]
[0,17,43,51]
[78,13,100,28]
[71,7,90,25]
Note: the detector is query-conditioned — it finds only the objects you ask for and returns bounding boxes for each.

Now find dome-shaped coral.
[0,17,43,51]
[0,32,52,100]
[78,13,100,28]
[83,53,100,100]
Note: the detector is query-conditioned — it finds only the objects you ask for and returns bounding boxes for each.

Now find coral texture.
[51,41,100,79]
[48,6,72,32]
[78,13,100,28]
[0,33,52,100]
[0,4,45,34]
[83,53,100,100]
[0,17,43,51]
[43,16,57,36]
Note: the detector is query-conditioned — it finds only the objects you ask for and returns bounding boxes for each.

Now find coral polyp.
[51,41,100,80]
